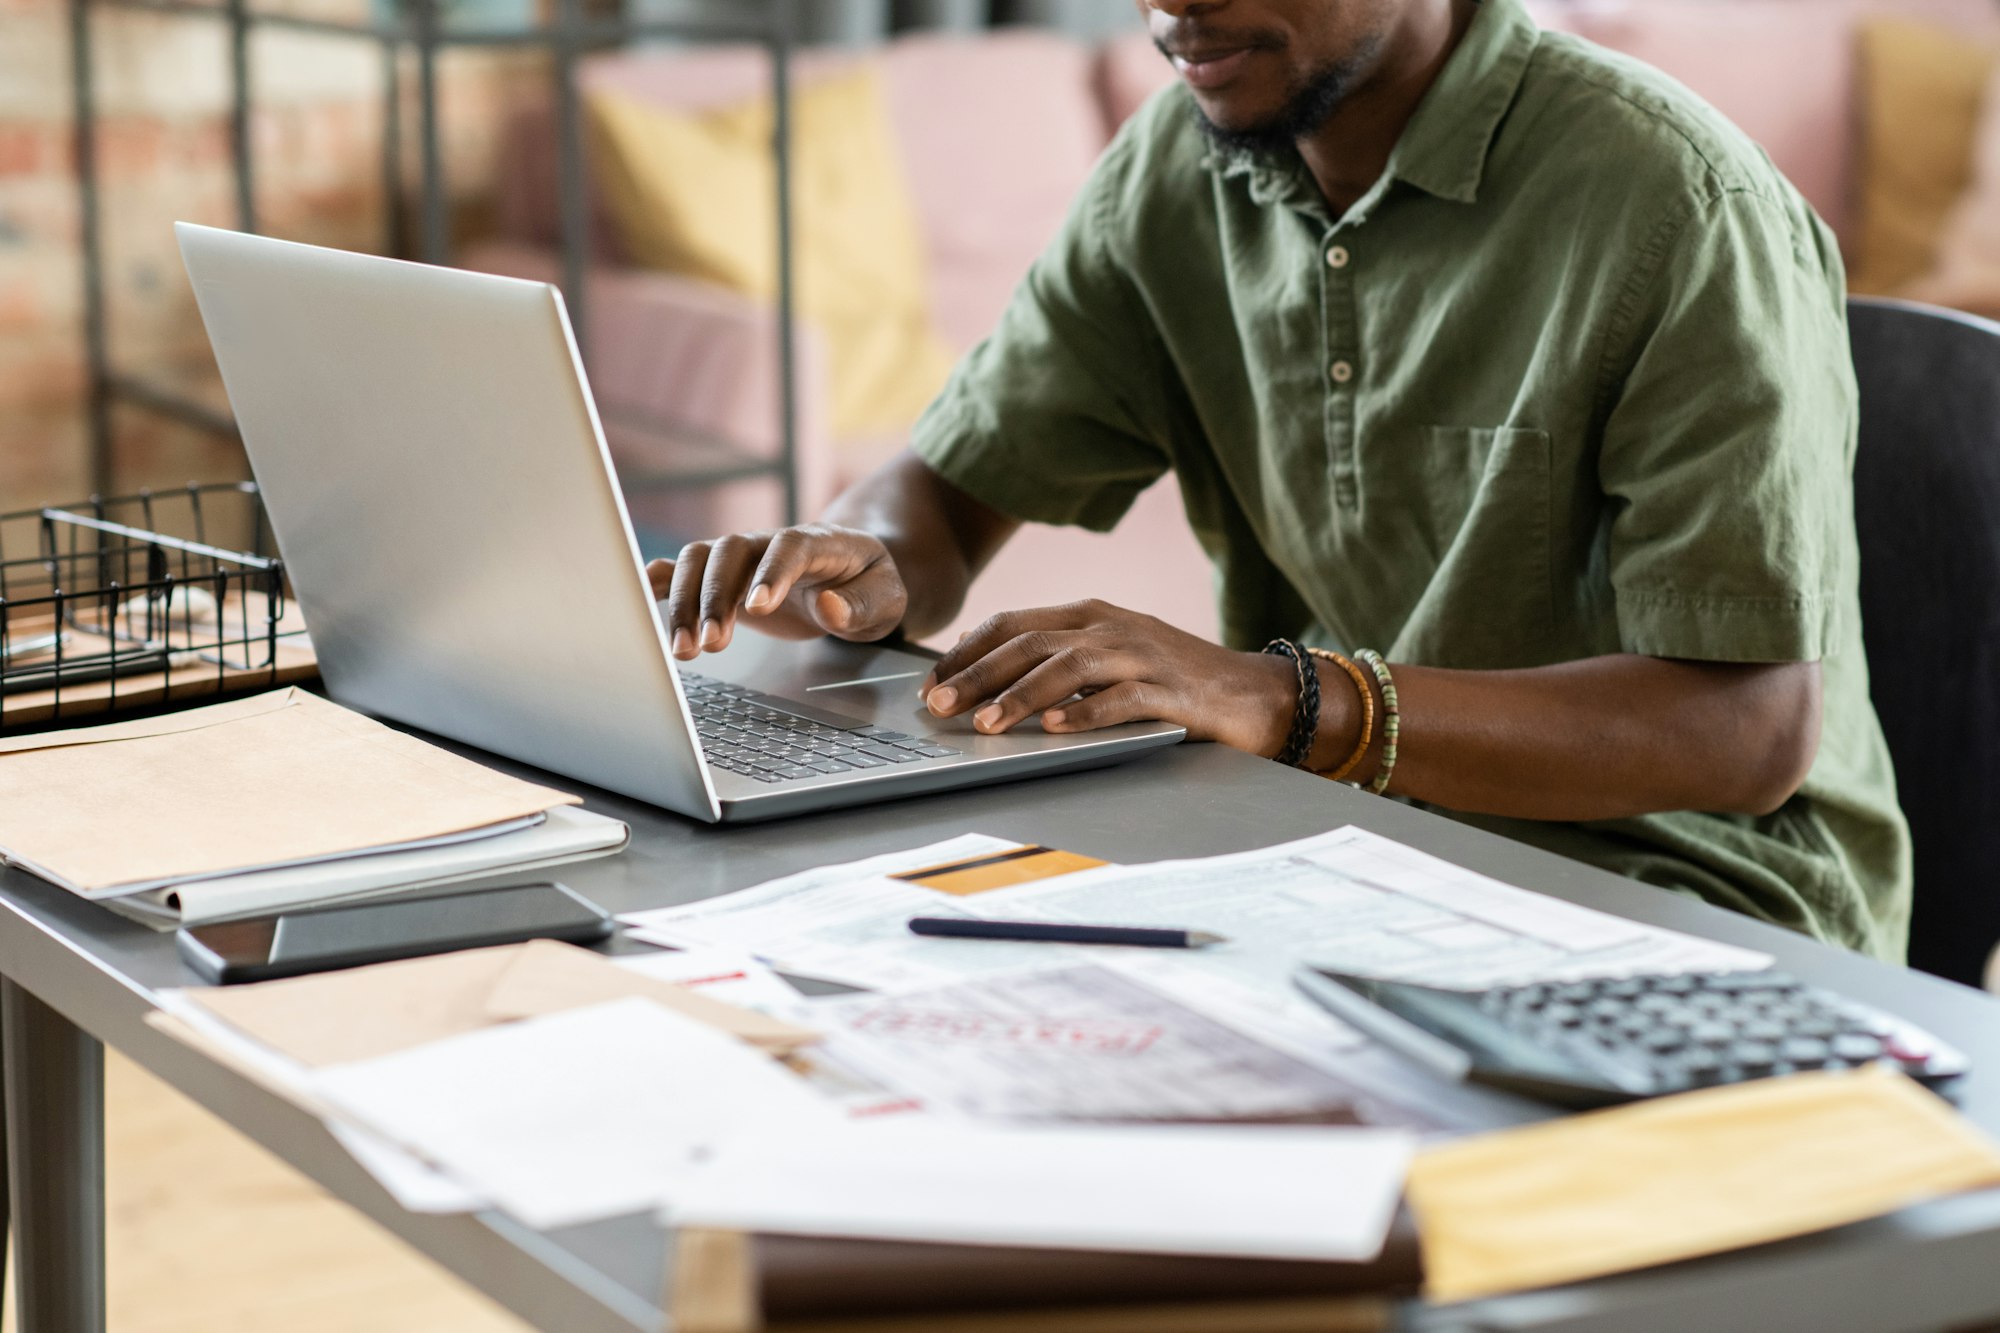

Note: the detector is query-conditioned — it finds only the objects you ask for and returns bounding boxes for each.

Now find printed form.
[966,826,1770,989]
[957,826,1774,1067]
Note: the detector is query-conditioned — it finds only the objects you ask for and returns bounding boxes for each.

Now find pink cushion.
[882,31,1106,351]
[1564,0,2000,246]
[1096,29,1176,131]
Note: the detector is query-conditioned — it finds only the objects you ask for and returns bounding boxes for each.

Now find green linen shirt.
[909,0,1910,959]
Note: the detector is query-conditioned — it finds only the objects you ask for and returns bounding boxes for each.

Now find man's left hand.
[919,599,1298,756]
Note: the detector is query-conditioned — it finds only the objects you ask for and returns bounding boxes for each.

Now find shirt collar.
[1206,0,1540,213]
[1387,0,1540,204]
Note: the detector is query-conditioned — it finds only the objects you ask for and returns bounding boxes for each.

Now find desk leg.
[1,979,105,1333]
[0,989,8,1323]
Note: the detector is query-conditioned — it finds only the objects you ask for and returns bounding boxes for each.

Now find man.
[650,0,1910,960]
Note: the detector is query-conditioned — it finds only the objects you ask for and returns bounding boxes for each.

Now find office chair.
[1849,297,2000,989]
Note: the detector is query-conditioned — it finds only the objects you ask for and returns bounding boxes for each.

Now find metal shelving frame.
[67,0,802,524]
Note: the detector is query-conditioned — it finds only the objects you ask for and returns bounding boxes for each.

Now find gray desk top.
[8,738,2000,1333]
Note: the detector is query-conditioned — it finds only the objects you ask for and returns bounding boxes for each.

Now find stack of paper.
[150,940,822,1217]
[0,688,629,925]
[308,997,841,1229]
[667,1118,1416,1261]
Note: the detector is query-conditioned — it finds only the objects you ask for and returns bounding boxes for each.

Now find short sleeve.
[909,151,1172,534]
[1597,188,1857,663]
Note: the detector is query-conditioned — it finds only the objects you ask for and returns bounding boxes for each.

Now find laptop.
[176,224,1184,823]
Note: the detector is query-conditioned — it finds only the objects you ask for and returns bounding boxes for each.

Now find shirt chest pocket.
[1396,426,1556,664]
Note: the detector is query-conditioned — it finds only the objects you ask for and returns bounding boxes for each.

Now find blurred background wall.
[0,0,1138,515]
[0,0,542,509]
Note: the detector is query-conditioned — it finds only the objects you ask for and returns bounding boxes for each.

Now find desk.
[7,739,2000,1333]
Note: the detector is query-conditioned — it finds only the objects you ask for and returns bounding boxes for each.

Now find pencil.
[907,917,1228,949]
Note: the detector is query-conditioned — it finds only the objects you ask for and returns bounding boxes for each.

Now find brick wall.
[0,0,526,520]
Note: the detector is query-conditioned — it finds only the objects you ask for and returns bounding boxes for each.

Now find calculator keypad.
[1476,972,1938,1094]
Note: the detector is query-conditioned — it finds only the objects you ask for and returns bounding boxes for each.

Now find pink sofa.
[471,0,1998,647]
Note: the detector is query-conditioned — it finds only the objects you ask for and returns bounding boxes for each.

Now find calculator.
[1294,966,1970,1109]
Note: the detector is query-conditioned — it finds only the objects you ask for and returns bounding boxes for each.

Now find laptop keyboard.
[681,671,960,784]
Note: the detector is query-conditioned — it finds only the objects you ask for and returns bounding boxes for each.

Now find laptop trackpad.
[696,634,1006,738]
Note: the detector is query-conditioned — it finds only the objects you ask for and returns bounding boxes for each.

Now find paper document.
[1407,1066,2000,1303]
[0,687,586,898]
[961,828,1771,1050]
[618,835,1093,991]
[618,834,1019,940]
[148,993,487,1216]
[328,1121,488,1215]
[482,940,817,1053]
[309,997,840,1229]
[800,962,1441,1128]
[614,946,803,1013]
[668,1118,1416,1261]
[104,804,629,927]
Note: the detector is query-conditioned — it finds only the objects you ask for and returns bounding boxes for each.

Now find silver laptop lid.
[176,224,717,820]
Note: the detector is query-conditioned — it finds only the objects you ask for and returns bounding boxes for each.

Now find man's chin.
[1192,101,1301,157]
[1196,97,1282,132]
[1190,56,1363,157]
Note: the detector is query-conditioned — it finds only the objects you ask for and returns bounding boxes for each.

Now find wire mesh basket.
[0,482,316,731]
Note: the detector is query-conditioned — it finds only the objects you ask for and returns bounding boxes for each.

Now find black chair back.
[1850,297,2000,986]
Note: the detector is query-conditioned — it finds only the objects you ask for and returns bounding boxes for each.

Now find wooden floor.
[4,1050,531,1333]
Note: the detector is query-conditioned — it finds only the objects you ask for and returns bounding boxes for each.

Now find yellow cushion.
[1907,62,2000,316]
[587,68,957,438]
[1851,18,2000,296]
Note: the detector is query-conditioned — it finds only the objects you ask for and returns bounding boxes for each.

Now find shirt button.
[1330,360,1354,384]
[1326,245,1350,269]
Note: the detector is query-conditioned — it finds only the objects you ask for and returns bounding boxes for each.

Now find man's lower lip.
[1173,49,1255,90]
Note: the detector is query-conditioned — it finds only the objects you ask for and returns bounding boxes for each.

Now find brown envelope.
[484,940,818,1055]
[0,687,578,894]
[1406,1066,2000,1304]
[187,945,526,1067]
[185,940,818,1068]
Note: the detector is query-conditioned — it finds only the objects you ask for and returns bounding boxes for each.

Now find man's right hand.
[647,524,910,660]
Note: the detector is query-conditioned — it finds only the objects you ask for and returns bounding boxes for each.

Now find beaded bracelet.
[1305,647,1374,783]
[1261,639,1320,768]
[1354,649,1400,795]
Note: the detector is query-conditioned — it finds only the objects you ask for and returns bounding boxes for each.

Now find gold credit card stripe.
[894,845,1109,896]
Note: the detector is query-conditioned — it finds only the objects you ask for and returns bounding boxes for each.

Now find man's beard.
[1191,50,1373,157]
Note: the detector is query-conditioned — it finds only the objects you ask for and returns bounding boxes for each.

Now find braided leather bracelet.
[1261,639,1320,768]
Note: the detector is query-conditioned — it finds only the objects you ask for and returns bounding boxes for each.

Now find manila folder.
[0,688,580,897]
